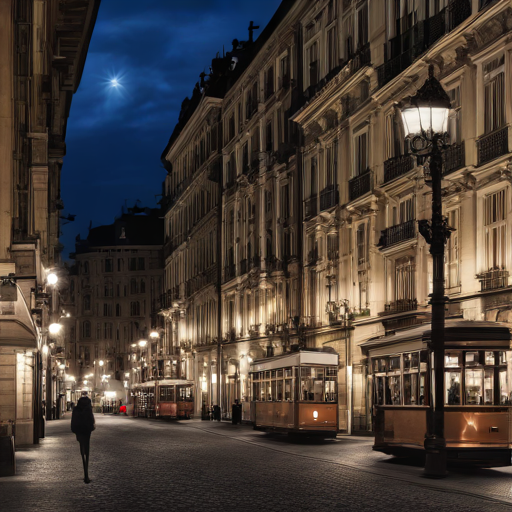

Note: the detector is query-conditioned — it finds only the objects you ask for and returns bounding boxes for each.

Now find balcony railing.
[379,299,418,317]
[320,185,339,211]
[425,7,446,48]
[383,154,414,183]
[378,219,416,249]
[249,256,261,270]
[265,257,283,273]
[349,43,371,75]
[240,259,248,275]
[477,127,509,166]
[477,269,509,292]
[223,264,236,283]
[349,169,372,201]
[442,141,465,175]
[304,195,318,220]
[185,265,217,297]
[450,0,472,30]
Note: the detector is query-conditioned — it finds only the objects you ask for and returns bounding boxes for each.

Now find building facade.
[0,0,99,445]
[69,208,164,406]
[156,0,512,430]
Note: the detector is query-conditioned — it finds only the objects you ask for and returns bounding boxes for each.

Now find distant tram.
[369,321,512,466]
[133,379,194,419]
[250,350,339,437]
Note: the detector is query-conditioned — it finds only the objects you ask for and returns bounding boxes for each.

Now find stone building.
[0,0,99,445]
[70,207,164,405]
[159,0,512,430]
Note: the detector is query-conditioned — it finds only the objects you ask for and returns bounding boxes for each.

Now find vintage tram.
[368,320,512,466]
[250,349,339,437]
[133,379,194,419]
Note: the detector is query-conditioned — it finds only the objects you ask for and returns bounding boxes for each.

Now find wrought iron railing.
[383,154,414,183]
[185,266,217,297]
[349,169,372,201]
[378,219,416,249]
[265,257,283,272]
[477,269,509,291]
[249,256,261,270]
[379,299,418,316]
[320,185,339,211]
[349,43,371,75]
[223,264,236,283]
[304,195,318,220]
[449,0,472,30]
[442,141,465,175]
[425,8,446,48]
[477,127,508,166]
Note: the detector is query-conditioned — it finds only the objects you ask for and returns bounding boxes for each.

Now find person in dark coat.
[71,395,95,483]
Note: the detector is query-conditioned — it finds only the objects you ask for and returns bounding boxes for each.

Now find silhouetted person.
[71,396,95,483]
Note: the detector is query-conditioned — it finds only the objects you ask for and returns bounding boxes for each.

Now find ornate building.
[157,0,512,430]
[70,207,164,405]
[0,0,99,445]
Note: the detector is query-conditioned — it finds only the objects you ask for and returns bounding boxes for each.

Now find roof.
[359,319,512,352]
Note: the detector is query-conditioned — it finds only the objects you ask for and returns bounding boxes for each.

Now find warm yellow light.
[49,323,61,335]
[42,345,49,354]
[149,331,159,339]
[99,360,104,367]
[138,340,147,347]
[47,273,58,285]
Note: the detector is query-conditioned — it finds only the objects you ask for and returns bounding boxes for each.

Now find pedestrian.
[71,395,95,484]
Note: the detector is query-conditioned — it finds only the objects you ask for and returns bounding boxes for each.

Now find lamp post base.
[424,435,447,478]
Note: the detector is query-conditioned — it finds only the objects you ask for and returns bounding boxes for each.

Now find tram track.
[182,421,512,509]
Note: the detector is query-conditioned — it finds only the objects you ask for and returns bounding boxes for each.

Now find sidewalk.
[178,418,512,506]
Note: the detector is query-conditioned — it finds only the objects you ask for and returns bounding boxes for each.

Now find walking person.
[71,395,95,483]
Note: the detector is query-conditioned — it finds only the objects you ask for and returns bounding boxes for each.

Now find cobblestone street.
[2,415,512,512]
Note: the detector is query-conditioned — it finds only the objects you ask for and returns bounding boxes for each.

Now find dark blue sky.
[61,0,282,259]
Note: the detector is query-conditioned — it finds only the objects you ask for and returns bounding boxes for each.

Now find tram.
[133,379,194,419]
[250,349,339,437]
[367,320,512,466]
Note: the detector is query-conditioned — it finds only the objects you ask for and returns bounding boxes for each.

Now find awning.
[359,319,512,353]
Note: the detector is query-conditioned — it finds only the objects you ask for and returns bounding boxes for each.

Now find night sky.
[61,0,282,259]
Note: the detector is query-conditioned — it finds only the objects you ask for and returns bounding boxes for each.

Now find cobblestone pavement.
[2,415,512,512]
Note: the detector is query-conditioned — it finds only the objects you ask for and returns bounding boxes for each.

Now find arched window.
[130,301,140,316]
[140,278,146,294]
[83,295,91,312]
[83,320,91,338]
[130,278,138,294]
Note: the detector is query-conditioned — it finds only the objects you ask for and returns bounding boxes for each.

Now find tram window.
[484,369,494,405]
[265,371,271,380]
[404,353,411,371]
[445,351,461,368]
[277,369,283,379]
[159,386,175,402]
[271,379,277,401]
[389,357,400,371]
[388,376,401,405]
[446,371,461,405]
[411,352,419,368]
[178,386,193,402]
[326,367,337,378]
[265,380,272,401]
[465,351,480,367]
[284,379,292,401]
[373,359,379,373]
[325,380,336,402]
[403,373,418,405]
[485,352,495,365]
[500,370,510,404]
[499,351,508,365]
[376,377,384,405]
[284,368,292,378]
[466,369,483,404]
[378,358,387,372]
[419,373,426,405]
[253,381,261,401]
[276,379,283,401]
[420,351,428,363]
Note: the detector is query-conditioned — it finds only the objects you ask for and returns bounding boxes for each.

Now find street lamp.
[47,272,58,285]
[400,65,452,478]
[48,323,61,335]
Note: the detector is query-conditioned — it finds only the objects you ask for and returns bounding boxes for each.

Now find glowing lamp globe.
[400,65,451,139]
[47,273,58,285]
[149,331,159,339]
[49,323,61,335]
[138,340,147,347]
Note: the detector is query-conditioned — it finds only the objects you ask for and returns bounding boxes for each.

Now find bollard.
[0,436,16,477]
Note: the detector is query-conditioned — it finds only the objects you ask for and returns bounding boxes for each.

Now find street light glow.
[149,331,159,339]
[49,323,61,335]
[138,340,147,347]
[47,273,58,285]
[99,360,104,367]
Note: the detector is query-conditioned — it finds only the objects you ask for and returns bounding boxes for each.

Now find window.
[395,257,415,303]
[307,41,319,87]
[484,56,505,134]
[96,322,101,340]
[228,112,235,141]
[327,233,339,260]
[354,132,368,176]
[484,189,507,271]
[356,2,369,49]
[104,281,113,297]
[83,295,91,312]
[83,261,89,275]
[446,209,460,289]
[105,258,113,272]
[385,110,403,160]
[129,258,137,271]
[327,27,338,72]
[138,257,145,271]
[447,86,461,144]
[116,304,121,317]
[103,303,112,317]
[140,278,146,294]
[326,140,338,187]
[309,157,318,196]
[265,189,272,213]
[242,142,248,173]
[117,258,123,272]
[392,197,414,225]
[83,321,91,338]
[265,65,274,100]
[279,54,289,88]
[104,322,113,340]
[356,224,366,266]
[130,278,138,294]
[130,301,140,316]
[281,184,290,219]
[266,120,273,152]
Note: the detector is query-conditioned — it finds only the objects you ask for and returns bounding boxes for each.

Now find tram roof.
[250,350,339,372]
[134,379,194,388]
[360,319,512,354]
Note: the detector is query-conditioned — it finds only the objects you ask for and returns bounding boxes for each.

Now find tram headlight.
[313,410,318,420]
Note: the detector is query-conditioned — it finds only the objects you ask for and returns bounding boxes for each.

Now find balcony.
[379,299,418,317]
[320,185,339,211]
[449,0,472,30]
[477,269,509,292]
[378,219,416,249]
[304,195,318,220]
[442,141,465,175]
[477,127,509,166]
[223,264,236,283]
[383,154,414,183]
[425,7,446,48]
[349,169,372,201]
[185,265,217,297]
[265,257,283,273]
[349,43,371,75]
[307,248,319,265]
[240,259,248,275]
[163,238,177,259]
[249,256,261,270]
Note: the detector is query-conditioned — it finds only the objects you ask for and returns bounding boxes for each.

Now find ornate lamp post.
[400,65,452,478]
